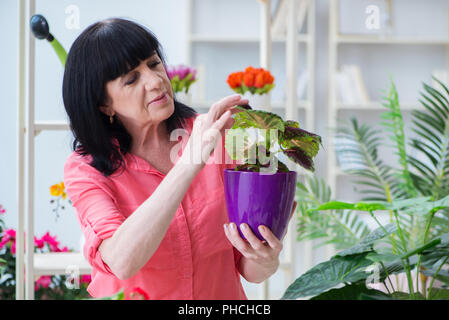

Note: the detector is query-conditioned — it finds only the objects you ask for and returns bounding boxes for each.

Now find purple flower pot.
[223,169,297,241]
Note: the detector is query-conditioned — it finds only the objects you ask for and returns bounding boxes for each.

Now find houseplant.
[167,64,197,105]
[223,105,322,240]
[283,78,449,299]
[0,205,91,300]
[227,66,275,108]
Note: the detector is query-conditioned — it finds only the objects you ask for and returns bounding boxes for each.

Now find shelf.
[33,121,70,136]
[33,252,92,276]
[192,100,311,110]
[190,34,310,43]
[335,35,449,45]
[336,102,422,110]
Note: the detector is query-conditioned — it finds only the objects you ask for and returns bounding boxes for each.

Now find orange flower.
[264,71,274,84]
[227,72,243,88]
[245,66,256,74]
[254,72,265,88]
[243,72,255,87]
[227,66,275,94]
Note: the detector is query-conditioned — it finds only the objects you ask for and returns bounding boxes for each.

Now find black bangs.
[92,18,163,83]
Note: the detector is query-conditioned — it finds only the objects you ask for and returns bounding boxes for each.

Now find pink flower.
[34,236,44,249]
[0,229,16,250]
[35,275,52,290]
[0,204,5,214]
[177,65,190,80]
[0,237,9,250]
[166,65,196,81]
[81,275,91,283]
[5,229,16,238]
[41,232,61,252]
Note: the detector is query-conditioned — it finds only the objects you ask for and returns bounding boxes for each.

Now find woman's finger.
[211,110,231,134]
[239,223,268,253]
[224,223,255,258]
[208,94,248,122]
[258,225,283,252]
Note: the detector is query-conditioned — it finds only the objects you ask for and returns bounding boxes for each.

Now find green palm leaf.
[335,118,400,202]
[409,77,449,202]
[380,79,418,199]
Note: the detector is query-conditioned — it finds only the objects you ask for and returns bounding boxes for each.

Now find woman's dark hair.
[63,18,197,176]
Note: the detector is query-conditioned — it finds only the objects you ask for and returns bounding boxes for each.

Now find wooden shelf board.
[192,100,310,110]
[190,34,309,43]
[34,121,70,131]
[33,252,92,276]
[336,102,422,110]
[336,35,449,45]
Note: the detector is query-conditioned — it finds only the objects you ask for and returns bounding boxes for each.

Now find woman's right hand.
[180,94,248,173]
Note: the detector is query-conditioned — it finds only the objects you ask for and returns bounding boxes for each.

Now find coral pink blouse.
[63,116,247,300]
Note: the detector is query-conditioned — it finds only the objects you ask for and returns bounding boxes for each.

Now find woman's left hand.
[223,201,297,274]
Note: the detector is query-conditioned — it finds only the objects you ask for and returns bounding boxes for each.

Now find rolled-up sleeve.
[64,155,125,275]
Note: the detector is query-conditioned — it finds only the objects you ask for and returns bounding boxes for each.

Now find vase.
[242,91,270,109]
[223,169,297,240]
[176,91,192,106]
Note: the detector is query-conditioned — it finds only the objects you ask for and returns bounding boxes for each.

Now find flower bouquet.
[227,66,275,95]
[0,207,91,299]
[166,65,197,94]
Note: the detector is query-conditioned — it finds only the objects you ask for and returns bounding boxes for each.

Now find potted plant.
[227,66,275,107]
[167,65,197,105]
[283,78,449,300]
[223,105,322,240]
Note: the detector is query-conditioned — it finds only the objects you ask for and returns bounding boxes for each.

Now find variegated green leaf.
[224,128,256,162]
[233,109,285,132]
[280,126,322,159]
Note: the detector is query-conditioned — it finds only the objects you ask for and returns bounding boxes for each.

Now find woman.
[63,18,294,300]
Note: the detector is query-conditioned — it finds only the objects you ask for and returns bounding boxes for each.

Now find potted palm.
[283,78,449,300]
[223,105,322,240]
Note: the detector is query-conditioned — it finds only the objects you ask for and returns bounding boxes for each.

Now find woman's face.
[101,53,174,130]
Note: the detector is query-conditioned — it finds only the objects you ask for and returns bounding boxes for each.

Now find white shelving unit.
[326,0,449,258]
[185,0,315,299]
[16,0,91,300]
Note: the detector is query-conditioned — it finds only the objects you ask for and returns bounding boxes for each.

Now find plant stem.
[401,259,415,299]
[391,209,416,298]
[379,261,394,293]
[427,255,449,300]
[382,280,392,294]
[415,209,437,299]
[384,184,400,290]
[392,209,408,254]
[368,211,388,236]
[367,210,412,296]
